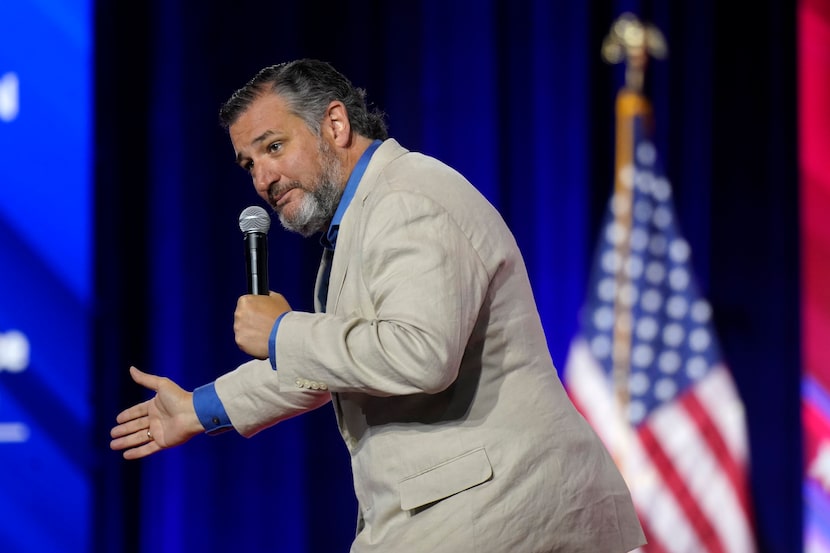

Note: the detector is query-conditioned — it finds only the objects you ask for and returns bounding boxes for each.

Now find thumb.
[129,366,161,392]
[268,291,292,310]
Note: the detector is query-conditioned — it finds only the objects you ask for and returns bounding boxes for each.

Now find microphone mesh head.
[239,205,271,234]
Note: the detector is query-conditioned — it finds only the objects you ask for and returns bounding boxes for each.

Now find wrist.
[185,392,206,435]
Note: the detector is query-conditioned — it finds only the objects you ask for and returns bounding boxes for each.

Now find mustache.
[268,182,301,207]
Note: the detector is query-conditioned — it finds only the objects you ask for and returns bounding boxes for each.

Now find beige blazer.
[216,139,646,552]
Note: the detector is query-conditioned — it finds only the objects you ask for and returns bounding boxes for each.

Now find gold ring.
[147,429,153,440]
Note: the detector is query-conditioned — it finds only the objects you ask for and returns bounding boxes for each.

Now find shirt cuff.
[269,312,288,370]
[193,381,233,435]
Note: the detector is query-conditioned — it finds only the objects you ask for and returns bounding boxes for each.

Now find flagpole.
[601,11,666,456]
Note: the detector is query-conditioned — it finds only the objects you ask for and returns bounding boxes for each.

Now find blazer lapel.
[324,139,410,315]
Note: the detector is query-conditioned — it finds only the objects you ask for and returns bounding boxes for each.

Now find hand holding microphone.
[235,206,292,359]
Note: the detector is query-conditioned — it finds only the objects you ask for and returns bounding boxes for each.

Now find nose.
[252,164,277,198]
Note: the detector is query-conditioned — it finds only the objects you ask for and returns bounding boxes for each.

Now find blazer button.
[294,378,303,388]
[319,382,328,391]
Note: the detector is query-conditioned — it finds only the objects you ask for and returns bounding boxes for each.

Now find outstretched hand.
[110,366,204,460]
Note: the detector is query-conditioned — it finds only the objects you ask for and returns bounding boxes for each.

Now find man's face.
[229,93,345,236]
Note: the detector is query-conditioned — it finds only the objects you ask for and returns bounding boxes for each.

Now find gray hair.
[219,59,388,140]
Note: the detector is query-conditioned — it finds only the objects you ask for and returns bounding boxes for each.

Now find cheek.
[280,149,319,182]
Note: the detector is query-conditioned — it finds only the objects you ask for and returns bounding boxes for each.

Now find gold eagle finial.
[602,12,667,92]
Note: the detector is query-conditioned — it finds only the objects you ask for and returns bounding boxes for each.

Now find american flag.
[563,90,757,552]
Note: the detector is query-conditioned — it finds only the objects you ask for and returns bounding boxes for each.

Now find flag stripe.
[804,401,830,443]
[636,518,670,553]
[681,389,753,520]
[639,422,725,553]
[687,387,755,553]
[633,433,704,553]
[693,367,750,467]
[662,390,755,553]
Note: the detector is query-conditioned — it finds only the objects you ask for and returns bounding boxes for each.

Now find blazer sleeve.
[274,187,491,397]
[214,358,332,437]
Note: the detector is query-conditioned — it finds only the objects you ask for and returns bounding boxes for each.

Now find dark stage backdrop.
[93,1,800,552]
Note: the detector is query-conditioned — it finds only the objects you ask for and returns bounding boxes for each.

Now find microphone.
[238,206,271,295]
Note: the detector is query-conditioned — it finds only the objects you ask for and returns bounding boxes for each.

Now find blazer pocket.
[398,447,493,511]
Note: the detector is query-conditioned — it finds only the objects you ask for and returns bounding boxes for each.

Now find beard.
[273,139,345,237]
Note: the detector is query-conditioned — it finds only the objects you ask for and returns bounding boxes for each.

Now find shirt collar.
[322,139,383,250]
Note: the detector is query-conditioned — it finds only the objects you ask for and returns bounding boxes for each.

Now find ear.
[323,101,351,147]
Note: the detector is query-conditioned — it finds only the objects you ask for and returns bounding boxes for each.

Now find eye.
[267,141,282,153]
[242,160,254,173]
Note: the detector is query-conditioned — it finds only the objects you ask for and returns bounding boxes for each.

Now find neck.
[342,134,376,177]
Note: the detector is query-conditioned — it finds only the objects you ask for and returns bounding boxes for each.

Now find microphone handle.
[244,231,269,295]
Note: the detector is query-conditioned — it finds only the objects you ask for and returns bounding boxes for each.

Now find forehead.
[229,93,307,149]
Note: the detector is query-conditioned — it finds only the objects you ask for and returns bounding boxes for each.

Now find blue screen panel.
[0,1,93,551]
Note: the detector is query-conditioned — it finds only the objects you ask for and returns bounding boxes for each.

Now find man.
[110,59,646,552]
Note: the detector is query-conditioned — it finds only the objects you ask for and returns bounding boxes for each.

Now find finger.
[114,399,150,425]
[122,440,163,460]
[110,423,154,452]
[110,414,150,439]
[114,434,164,459]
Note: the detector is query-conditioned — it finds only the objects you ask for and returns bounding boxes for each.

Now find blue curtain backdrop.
[93,1,800,552]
